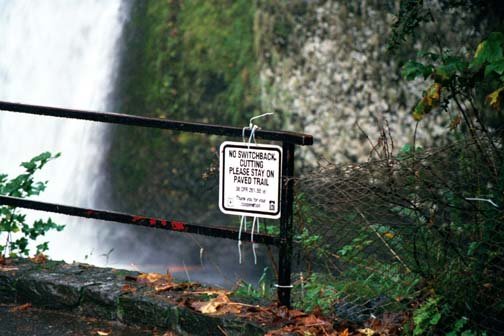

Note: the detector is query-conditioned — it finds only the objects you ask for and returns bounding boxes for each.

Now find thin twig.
[355,207,412,273]
[217,325,229,336]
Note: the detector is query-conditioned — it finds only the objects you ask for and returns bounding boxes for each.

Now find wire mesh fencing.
[291,134,503,333]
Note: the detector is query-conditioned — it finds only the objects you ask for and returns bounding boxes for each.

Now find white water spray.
[0,0,127,264]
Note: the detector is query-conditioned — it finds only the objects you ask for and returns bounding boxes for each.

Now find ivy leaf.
[412,98,429,121]
[412,83,442,121]
[425,83,442,107]
[484,59,504,77]
[432,58,466,83]
[402,60,433,80]
[417,50,439,62]
[430,312,442,325]
[20,161,37,172]
[471,32,504,70]
[486,87,504,110]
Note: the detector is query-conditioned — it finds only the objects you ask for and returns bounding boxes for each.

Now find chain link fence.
[291,133,503,333]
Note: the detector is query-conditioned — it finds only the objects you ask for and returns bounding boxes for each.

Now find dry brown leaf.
[154,283,176,292]
[157,282,200,292]
[31,253,47,264]
[120,284,137,293]
[0,265,19,272]
[288,309,307,318]
[96,330,111,336]
[191,293,243,315]
[340,328,350,336]
[195,293,230,314]
[9,303,32,312]
[358,328,376,336]
[137,272,173,284]
[190,289,231,296]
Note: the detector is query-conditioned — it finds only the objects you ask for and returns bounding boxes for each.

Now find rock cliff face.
[258,1,489,163]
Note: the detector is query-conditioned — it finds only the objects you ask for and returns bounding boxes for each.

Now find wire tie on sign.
[274,284,294,289]
[237,112,274,264]
[199,247,204,267]
[251,217,260,265]
[242,112,274,145]
[237,216,247,264]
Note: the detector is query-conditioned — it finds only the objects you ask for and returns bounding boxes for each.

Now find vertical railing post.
[278,142,295,307]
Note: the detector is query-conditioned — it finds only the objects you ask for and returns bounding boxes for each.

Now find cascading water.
[0,0,127,264]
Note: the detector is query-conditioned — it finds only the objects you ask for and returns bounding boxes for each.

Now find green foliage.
[294,273,339,314]
[411,297,444,336]
[232,267,273,301]
[388,0,431,53]
[109,0,265,220]
[400,32,504,128]
[0,153,64,257]
[392,140,504,334]
[407,296,486,336]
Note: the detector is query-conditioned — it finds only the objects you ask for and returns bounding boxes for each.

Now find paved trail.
[0,304,157,336]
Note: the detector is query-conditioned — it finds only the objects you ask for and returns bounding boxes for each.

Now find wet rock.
[117,291,179,330]
[79,268,137,320]
[16,270,84,309]
[0,258,37,303]
[1,259,269,335]
[0,271,18,303]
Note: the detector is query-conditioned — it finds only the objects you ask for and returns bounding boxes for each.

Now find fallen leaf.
[157,282,200,292]
[120,284,137,293]
[31,253,47,264]
[340,328,350,336]
[358,328,376,336]
[154,283,176,292]
[288,309,307,318]
[96,330,111,336]
[193,293,230,314]
[9,303,32,312]
[191,293,243,315]
[0,265,19,272]
[137,272,172,284]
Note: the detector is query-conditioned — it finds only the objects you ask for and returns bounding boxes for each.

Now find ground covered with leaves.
[0,257,411,335]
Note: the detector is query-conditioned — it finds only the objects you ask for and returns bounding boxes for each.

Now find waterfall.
[0,0,127,264]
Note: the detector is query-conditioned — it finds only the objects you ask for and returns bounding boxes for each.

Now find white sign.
[219,141,282,219]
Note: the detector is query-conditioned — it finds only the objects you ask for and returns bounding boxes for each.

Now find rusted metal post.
[278,142,295,307]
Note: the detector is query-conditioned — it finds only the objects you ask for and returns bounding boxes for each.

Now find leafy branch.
[0,152,64,258]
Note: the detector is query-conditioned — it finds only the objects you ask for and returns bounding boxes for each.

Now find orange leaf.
[9,303,32,312]
[136,272,172,284]
[358,328,376,336]
[192,293,237,315]
[31,253,47,264]
[120,284,137,293]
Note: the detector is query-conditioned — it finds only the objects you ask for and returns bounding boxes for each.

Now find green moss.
[107,0,263,217]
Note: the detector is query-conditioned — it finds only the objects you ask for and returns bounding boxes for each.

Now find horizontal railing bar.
[0,101,313,146]
[0,195,280,246]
